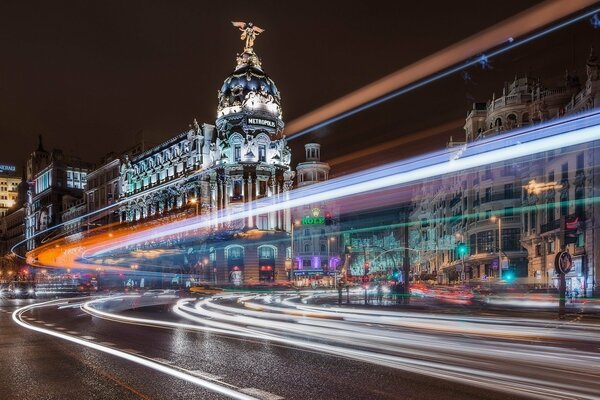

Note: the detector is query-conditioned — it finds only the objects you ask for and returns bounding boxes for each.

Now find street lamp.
[327,236,336,287]
[289,219,300,281]
[189,197,199,216]
[490,215,503,280]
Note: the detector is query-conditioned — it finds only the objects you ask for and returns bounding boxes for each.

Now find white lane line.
[99,341,115,346]
[66,331,79,335]
[240,388,284,400]
[34,320,45,323]
[12,300,259,400]
[44,323,55,327]
[81,335,96,340]
[187,370,224,381]
[55,327,66,330]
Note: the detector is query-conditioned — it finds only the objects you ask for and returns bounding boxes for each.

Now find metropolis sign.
[247,117,276,128]
[0,164,16,173]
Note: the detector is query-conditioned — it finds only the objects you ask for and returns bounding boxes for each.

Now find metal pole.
[290,223,294,281]
[403,207,410,305]
[498,218,503,281]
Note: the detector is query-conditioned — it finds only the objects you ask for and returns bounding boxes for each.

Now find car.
[189,285,223,295]
[0,288,15,299]
[13,285,36,299]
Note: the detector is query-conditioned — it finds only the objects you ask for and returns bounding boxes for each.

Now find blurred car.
[189,285,223,295]
[13,285,36,299]
[0,288,15,299]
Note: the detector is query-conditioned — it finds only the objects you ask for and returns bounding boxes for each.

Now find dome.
[216,50,283,132]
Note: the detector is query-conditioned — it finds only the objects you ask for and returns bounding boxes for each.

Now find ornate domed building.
[117,23,295,284]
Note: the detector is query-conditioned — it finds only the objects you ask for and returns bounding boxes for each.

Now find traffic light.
[503,271,515,283]
[561,216,579,245]
[325,212,333,226]
[456,242,468,257]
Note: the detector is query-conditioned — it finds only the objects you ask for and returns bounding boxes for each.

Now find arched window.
[304,243,311,252]
[494,118,502,127]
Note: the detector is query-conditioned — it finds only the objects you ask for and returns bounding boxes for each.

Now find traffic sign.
[554,251,573,275]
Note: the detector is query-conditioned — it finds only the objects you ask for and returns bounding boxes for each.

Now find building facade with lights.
[115,38,299,284]
[411,49,600,296]
[290,143,339,285]
[24,137,92,250]
[0,166,20,218]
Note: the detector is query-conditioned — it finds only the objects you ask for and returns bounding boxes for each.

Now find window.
[477,231,494,253]
[560,191,569,217]
[304,243,311,252]
[547,200,555,223]
[484,188,491,203]
[504,207,513,217]
[485,210,492,220]
[524,213,529,232]
[258,246,275,259]
[561,163,569,183]
[576,153,584,175]
[535,244,541,257]
[575,186,584,217]
[258,145,266,162]
[302,259,311,267]
[504,183,514,199]
[547,241,555,254]
[234,145,241,161]
[502,228,521,251]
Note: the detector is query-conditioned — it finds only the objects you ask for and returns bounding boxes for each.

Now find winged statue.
[231,21,265,51]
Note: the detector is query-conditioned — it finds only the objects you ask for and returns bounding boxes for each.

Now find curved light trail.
[76,292,600,400]
[12,299,260,400]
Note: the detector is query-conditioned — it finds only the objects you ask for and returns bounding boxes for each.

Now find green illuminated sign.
[302,216,325,225]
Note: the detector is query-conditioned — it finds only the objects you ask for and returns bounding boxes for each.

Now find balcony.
[540,219,560,234]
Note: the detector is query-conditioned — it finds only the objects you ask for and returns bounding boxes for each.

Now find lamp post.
[189,197,199,216]
[328,236,336,288]
[491,215,502,280]
[289,220,299,281]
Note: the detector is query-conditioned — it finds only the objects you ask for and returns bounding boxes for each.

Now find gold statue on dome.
[231,21,264,51]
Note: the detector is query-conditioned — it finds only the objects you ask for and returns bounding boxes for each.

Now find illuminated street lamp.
[189,197,199,216]
[289,219,300,281]
[490,215,503,280]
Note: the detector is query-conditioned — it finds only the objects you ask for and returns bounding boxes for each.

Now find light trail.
[20,110,600,271]
[171,295,600,399]
[85,110,600,258]
[285,0,600,138]
[74,292,600,398]
[12,299,260,400]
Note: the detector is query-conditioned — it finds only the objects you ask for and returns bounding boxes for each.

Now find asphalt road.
[1,295,533,400]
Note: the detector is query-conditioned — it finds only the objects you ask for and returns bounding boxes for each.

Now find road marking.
[82,335,96,340]
[240,388,284,400]
[99,341,115,346]
[122,348,142,354]
[44,323,55,327]
[153,357,174,365]
[67,331,79,335]
[34,320,45,323]
[55,327,66,330]
[188,370,224,381]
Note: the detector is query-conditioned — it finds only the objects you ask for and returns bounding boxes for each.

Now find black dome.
[218,64,280,110]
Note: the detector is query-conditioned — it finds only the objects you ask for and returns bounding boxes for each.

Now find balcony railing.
[540,219,560,234]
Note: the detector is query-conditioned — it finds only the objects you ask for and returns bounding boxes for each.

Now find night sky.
[1,1,598,175]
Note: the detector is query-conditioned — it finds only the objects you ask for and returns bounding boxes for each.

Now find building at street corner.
[24,136,92,250]
[291,143,339,286]
[112,23,326,285]
[410,49,600,297]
